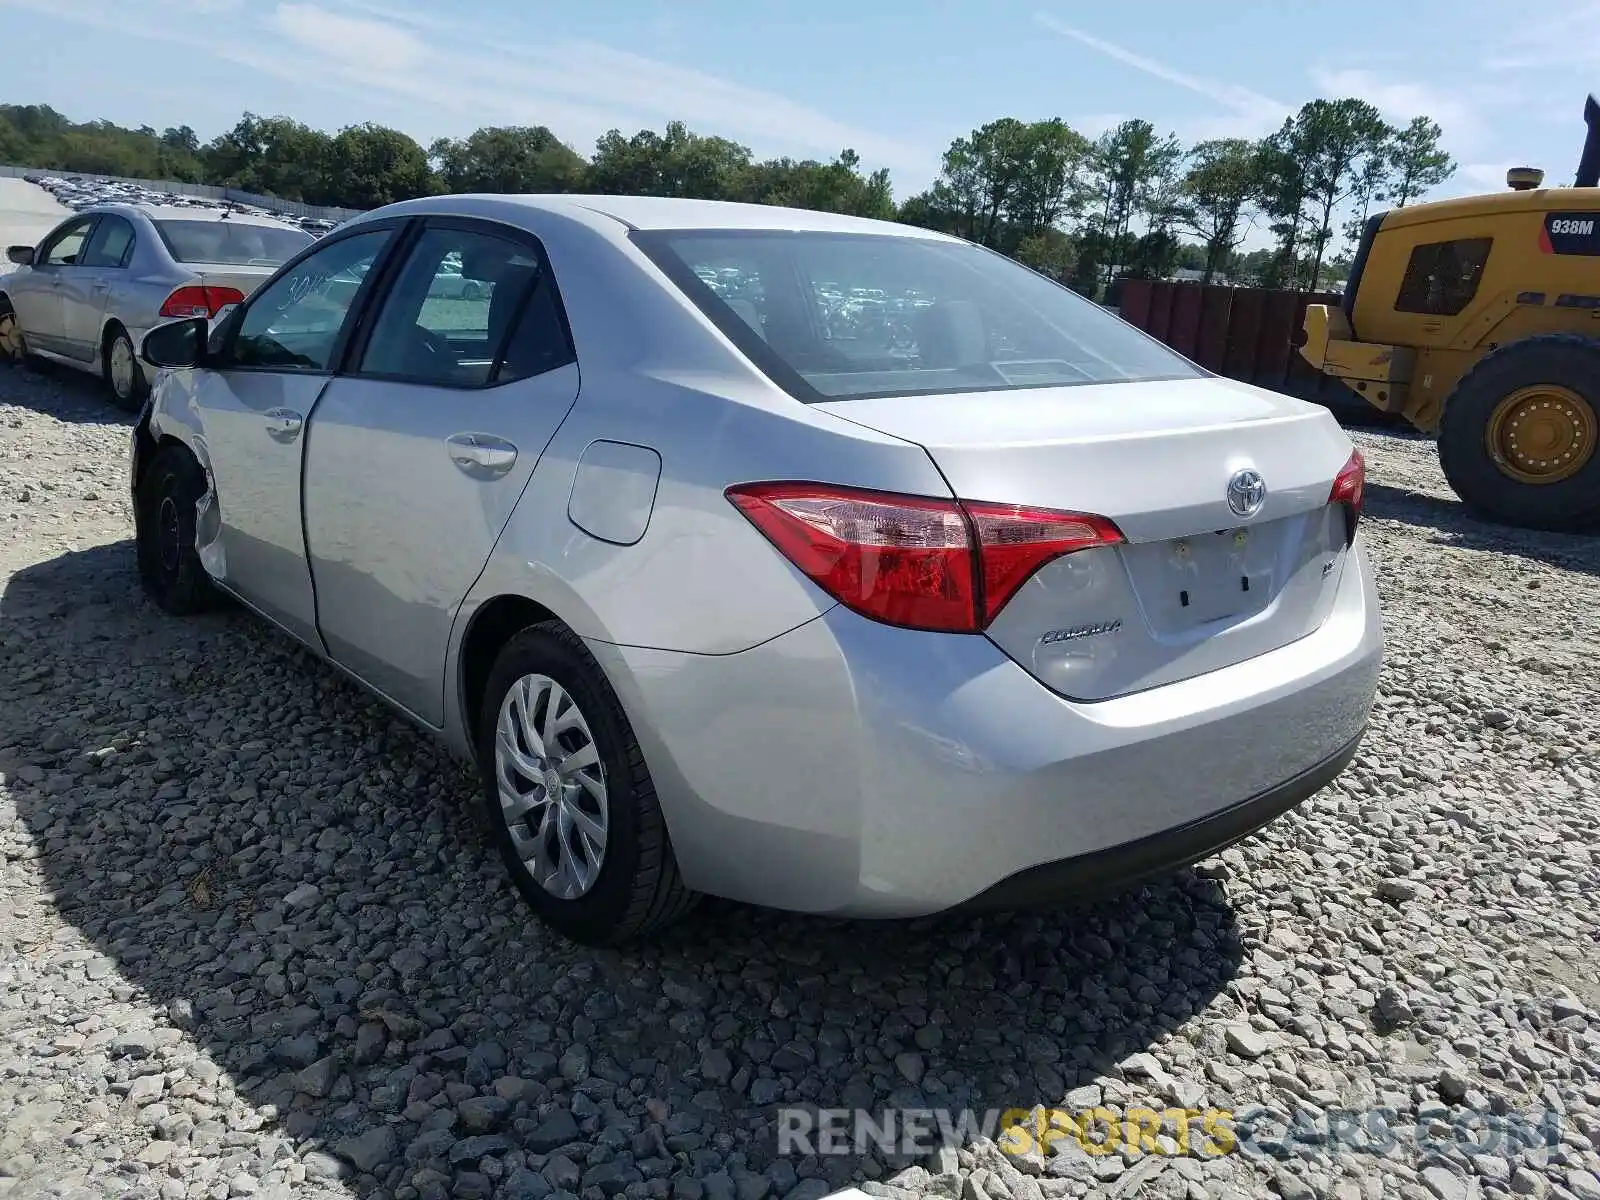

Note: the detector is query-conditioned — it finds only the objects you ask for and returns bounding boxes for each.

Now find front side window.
[633,229,1201,402]
[81,217,136,269]
[1394,238,1493,317]
[40,218,95,267]
[155,219,314,267]
[229,230,392,372]
[357,225,569,387]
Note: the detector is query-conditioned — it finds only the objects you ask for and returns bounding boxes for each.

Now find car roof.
[372,193,962,241]
[82,203,306,230]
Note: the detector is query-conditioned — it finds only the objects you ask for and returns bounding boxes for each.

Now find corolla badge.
[1039,619,1122,646]
[1226,468,1267,519]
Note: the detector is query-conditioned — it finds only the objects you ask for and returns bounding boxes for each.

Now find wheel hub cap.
[493,673,609,901]
[1487,384,1597,484]
[0,313,21,359]
[111,339,134,397]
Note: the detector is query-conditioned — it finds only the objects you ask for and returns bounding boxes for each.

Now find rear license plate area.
[1120,525,1279,634]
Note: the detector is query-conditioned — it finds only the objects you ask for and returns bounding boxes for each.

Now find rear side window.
[1395,238,1492,316]
[357,224,571,388]
[155,219,314,267]
[81,216,136,268]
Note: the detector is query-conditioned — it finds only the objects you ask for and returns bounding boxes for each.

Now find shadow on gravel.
[1364,482,1600,577]
[2,541,1244,1200]
[0,361,132,426]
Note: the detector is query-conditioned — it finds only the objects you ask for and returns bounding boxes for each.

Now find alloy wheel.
[493,673,609,900]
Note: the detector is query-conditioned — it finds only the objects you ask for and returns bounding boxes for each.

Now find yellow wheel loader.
[1300,96,1600,531]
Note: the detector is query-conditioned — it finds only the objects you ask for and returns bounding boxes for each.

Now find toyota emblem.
[1226,468,1267,519]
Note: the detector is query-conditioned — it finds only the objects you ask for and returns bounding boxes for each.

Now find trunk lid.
[819,376,1358,701]
[187,264,280,298]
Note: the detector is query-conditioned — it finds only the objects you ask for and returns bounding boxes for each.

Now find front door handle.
[446,432,518,477]
[90,282,108,295]
[264,408,304,442]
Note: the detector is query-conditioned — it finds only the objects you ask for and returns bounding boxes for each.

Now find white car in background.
[0,204,313,409]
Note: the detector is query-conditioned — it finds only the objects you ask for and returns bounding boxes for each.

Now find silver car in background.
[0,205,313,409]
[130,194,1383,946]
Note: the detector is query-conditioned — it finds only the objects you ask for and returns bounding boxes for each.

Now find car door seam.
[297,376,341,657]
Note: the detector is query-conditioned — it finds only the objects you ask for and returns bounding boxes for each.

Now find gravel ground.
[1,361,1597,1200]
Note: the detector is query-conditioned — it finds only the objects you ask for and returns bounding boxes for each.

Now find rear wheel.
[1438,334,1600,531]
[475,622,697,945]
[103,326,147,412]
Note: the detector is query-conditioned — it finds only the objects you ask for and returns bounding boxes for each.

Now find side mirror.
[6,246,34,266]
[142,318,208,369]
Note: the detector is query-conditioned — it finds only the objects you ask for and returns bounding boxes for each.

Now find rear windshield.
[155,219,314,267]
[632,229,1201,402]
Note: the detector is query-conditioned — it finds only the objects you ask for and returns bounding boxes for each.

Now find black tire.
[0,295,23,366]
[135,444,219,615]
[103,325,148,413]
[1438,334,1600,532]
[476,621,697,945]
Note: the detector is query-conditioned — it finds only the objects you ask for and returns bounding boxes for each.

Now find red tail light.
[725,482,1124,633]
[1329,448,1366,544]
[159,285,245,319]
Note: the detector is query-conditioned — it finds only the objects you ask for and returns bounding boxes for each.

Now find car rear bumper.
[592,536,1382,918]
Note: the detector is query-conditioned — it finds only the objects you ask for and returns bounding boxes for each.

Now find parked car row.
[21,172,340,236]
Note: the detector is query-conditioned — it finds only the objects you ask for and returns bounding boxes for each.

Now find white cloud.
[268,3,426,73]
[0,0,933,177]
[1483,7,1600,70]
[1308,66,1493,156]
[1035,14,1290,139]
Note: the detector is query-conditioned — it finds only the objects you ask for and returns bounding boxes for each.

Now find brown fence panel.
[1117,282,1372,415]
[1253,291,1300,390]
[1120,278,1153,330]
[1221,289,1266,381]
[1194,285,1233,371]
[1168,284,1203,360]
[1146,282,1177,344]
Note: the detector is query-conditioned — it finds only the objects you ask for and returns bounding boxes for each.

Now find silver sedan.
[0,204,313,409]
[129,194,1383,945]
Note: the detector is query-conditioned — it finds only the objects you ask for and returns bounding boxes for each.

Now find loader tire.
[1438,333,1600,532]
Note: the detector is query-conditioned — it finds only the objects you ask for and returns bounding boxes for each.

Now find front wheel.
[135,445,219,615]
[1438,334,1600,531]
[476,622,697,945]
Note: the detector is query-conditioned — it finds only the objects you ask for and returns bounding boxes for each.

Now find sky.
[4,0,1599,218]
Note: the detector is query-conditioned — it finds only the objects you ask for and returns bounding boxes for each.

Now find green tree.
[923,117,1091,252]
[323,124,435,208]
[1179,138,1264,283]
[1385,116,1455,207]
[587,121,751,199]
[203,114,331,201]
[430,125,587,195]
[744,149,895,219]
[1088,119,1184,287]
[1263,100,1390,291]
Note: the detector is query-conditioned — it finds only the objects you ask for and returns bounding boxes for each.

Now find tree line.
[2,97,1454,295]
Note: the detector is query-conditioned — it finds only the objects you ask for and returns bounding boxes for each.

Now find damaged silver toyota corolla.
[129,193,1383,946]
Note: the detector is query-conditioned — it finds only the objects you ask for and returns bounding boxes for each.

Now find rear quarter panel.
[444,201,951,741]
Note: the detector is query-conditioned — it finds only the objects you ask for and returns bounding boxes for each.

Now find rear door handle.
[90,282,108,295]
[264,408,304,442]
[446,432,518,477]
